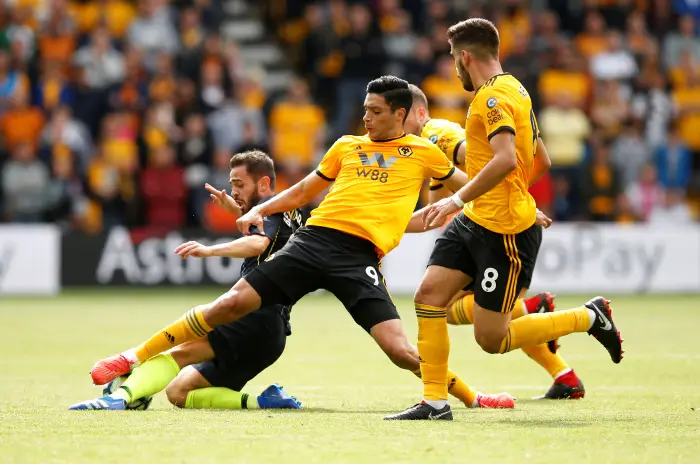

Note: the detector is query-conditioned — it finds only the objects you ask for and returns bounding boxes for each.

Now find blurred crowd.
[276,0,700,224]
[2,0,700,235]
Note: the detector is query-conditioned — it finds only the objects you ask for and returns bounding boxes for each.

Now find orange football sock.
[134,308,212,363]
[416,303,450,401]
[499,307,591,354]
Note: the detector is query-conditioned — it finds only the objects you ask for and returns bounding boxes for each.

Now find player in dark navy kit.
[70,151,304,411]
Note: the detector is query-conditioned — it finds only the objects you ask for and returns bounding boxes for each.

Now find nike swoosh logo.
[591,303,612,331]
[428,410,450,420]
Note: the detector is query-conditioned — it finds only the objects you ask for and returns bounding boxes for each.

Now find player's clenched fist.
[237,206,265,235]
[204,183,241,216]
[175,241,213,259]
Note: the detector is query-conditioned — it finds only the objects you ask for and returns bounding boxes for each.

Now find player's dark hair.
[229,150,276,189]
[408,84,428,108]
[447,18,500,60]
[366,75,412,121]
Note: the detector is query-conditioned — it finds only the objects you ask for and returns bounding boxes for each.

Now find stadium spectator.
[149,54,177,106]
[141,144,186,229]
[38,3,77,63]
[44,154,87,227]
[655,124,693,189]
[1,142,49,222]
[626,163,664,221]
[496,0,531,60]
[669,48,700,88]
[4,6,35,63]
[611,119,652,188]
[177,112,212,167]
[403,36,435,88]
[538,42,590,110]
[575,10,608,60]
[0,49,28,115]
[626,10,656,61]
[631,71,674,149]
[172,76,197,121]
[663,15,700,69]
[0,89,44,152]
[179,7,204,55]
[198,53,227,113]
[383,9,419,78]
[421,55,468,125]
[503,30,541,110]
[73,27,126,91]
[108,46,148,114]
[85,136,138,229]
[298,2,340,109]
[539,92,591,170]
[334,3,385,138]
[127,0,179,72]
[670,50,700,156]
[530,9,564,56]
[206,82,264,153]
[39,105,93,170]
[590,30,638,83]
[591,80,630,139]
[269,77,325,178]
[579,140,622,222]
[33,59,75,112]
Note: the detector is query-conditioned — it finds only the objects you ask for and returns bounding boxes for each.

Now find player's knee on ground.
[165,380,189,408]
[165,366,199,408]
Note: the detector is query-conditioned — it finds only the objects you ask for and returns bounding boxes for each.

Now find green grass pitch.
[1,289,699,463]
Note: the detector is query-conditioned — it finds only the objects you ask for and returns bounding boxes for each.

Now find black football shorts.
[428,212,542,313]
[193,305,288,391]
[244,225,400,332]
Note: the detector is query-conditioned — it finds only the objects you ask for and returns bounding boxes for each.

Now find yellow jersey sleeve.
[423,143,456,182]
[479,88,517,141]
[423,119,466,191]
[315,137,347,181]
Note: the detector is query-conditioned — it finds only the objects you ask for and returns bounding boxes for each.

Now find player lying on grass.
[69,151,302,411]
[90,75,519,410]
[388,19,623,421]
[401,83,585,400]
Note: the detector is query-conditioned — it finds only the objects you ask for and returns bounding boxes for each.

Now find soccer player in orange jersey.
[90,76,515,410]
[403,84,587,401]
[387,19,623,421]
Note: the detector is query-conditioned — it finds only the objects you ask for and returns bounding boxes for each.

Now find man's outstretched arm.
[256,172,332,217]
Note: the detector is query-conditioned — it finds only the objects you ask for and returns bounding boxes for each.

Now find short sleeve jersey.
[463,73,538,234]
[421,118,466,189]
[310,133,455,256]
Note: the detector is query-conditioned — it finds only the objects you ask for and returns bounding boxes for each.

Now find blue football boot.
[257,384,302,409]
